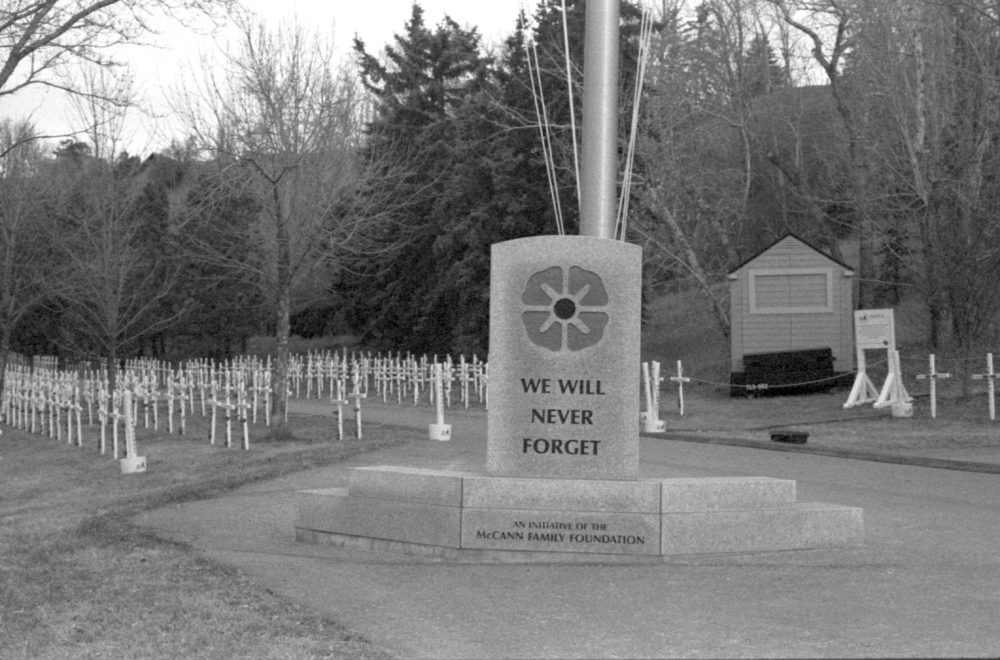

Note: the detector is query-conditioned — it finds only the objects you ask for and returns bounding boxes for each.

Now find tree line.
[2,0,1000,418]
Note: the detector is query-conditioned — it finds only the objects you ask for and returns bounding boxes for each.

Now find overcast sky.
[3,0,538,155]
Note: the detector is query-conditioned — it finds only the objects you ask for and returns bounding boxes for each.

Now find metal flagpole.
[579,0,620,239]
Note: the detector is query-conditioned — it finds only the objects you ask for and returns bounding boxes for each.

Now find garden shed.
[728,234,855,395]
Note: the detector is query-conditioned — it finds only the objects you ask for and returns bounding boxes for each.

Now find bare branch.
[0,0,236,98]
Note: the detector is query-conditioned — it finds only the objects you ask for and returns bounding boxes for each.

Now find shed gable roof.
[728,233,854,275]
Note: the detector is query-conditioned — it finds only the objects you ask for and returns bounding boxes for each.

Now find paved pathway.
[137,402,1000,659]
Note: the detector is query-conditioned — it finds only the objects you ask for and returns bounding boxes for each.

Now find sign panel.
[854,308,896,351]
[487,236,642,481]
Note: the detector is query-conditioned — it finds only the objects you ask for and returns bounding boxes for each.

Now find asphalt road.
[137,404,1000,659]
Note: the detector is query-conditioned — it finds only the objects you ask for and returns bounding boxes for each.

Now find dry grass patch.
[0,413,405,660]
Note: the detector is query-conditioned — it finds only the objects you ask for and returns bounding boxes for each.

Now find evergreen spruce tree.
[345,1,649,355]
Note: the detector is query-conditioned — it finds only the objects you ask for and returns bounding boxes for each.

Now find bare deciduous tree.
[767,0,877,306]
[173,16,406,424]
[0,0,233,99]
[0,119,52,402]
[48,67,189,391]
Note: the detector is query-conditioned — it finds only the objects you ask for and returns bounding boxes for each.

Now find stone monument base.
[295,466,863,562]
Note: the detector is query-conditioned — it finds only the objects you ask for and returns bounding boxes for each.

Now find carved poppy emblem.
[521,266,609,352]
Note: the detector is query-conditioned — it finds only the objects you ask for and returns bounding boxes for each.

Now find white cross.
[670,360,691,417]
[971,353,999,421]
[915,354,951,419]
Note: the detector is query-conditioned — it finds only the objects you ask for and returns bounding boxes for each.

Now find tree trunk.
[106,347,118,397]
[644,185,731,339]
[0,323,11,414]
[272,190,292,426]
[273,289,291,425]
[919,207,944,349]
[853,161,874,309]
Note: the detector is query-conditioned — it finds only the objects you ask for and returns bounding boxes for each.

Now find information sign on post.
[854,308,896,351]
[845,308,911,411]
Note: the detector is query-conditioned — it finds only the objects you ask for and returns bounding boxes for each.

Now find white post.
[640,362,665,433]
[85,377,94,426]
[51,381,60,440]
[98,389,107,455]
[175,374,185,429]
[332,379,347,441]
[209,383,218,445]
[651,361,663,415]
[580,0,620,238]
[670,360,691,416]
[989,353,996,422]
[73,385,83,447]
[251,365,259,425]
[239,381,249,451]
[844,348,880,408]
[917,354,951,419]
[380,356,388,403]
[166,378,175,434]
[306,355,313,400]
[460,355,469,409]
[264,373,272,428]
[973,353,998,421]
[349,392,364,439]
[110,391,121,459]
[887,350,914,417]
[179,377,187,436]
[152,382,159,431]
[188,366,196,413]
[929,354,939,419]
[123,389,135,458]
[428,363,452,441]
[224,386,233,449]
[200,364,209,417]
[119,389,146,474]
[62,382,71,445]
[412,357,421,406]
[348,373,366,440]
[444,357,453,408]
[640,362,652,425]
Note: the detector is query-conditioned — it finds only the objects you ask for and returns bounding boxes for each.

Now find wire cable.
[559,0,582,213]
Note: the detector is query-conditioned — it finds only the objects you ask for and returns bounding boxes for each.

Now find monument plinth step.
[295,466,863,561]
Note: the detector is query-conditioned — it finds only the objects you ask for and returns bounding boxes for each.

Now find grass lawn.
[0,412,407,659]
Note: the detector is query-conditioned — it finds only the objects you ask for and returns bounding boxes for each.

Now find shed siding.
[751,271,830,312]
[729,236,855,374]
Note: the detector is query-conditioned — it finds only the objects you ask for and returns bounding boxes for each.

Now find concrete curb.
[643,430,1000,475]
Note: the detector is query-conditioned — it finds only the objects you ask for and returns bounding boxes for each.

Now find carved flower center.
[553,298,577,320]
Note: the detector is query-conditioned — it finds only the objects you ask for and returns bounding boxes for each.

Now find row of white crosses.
[285,352,365,439]
[121,357,270,450]
[5,353,696,446]
[0,357,280,459]
[2,366,84,445]
[282,350,493,441]
[288,350,490,411]
[917,352,1000,421]
[1,365,137,461]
